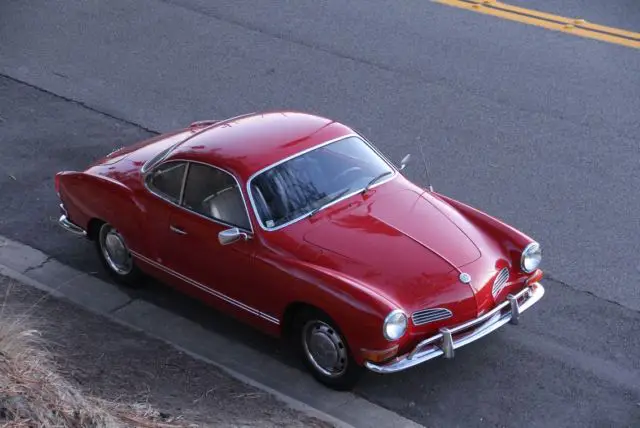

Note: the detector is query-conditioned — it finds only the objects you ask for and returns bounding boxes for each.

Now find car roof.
[166,111,356,181]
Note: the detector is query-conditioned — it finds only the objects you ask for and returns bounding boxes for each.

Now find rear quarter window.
[146,161,187,203]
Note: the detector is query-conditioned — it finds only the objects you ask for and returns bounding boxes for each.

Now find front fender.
[255,253,401,364]
[433,192,535,268]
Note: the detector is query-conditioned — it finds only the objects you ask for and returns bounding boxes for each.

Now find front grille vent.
[492,267,510,297]
[411,308,453,326]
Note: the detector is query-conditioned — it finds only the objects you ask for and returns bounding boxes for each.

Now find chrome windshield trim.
[364,282,545,374]
[245,133,398,232]
[130,249,279,325]
[143,159,254,234]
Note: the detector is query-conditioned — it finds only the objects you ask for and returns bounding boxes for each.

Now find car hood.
[303,188,482,271]
[300,189,484,315]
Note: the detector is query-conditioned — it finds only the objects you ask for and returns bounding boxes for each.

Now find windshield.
[249,135,395,229]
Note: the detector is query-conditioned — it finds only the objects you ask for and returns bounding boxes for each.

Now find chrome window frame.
[143,159,255,235]
[245,133,398,232]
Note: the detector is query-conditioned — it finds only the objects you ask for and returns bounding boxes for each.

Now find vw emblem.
[459,272,472,284]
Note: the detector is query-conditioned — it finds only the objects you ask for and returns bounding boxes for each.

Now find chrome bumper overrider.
[58,213,87,237]
[365,282,545,374]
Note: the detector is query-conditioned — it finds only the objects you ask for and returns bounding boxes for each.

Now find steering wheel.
[332,166,363,185]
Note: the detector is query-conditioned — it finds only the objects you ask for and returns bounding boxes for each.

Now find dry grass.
[0,285,192,428]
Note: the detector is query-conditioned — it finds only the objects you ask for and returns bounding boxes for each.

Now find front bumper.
[365,282,545,374]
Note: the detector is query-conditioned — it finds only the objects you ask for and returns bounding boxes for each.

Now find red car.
[55,111,544,390]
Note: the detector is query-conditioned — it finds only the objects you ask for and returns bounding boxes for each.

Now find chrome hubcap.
[302,320,348,377]
[100,225,132,275]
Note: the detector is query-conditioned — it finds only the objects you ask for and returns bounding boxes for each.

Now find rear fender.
[56,171,143,248]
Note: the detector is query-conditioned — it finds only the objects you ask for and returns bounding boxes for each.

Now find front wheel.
[95,222,144,287]
[294,308,363,391]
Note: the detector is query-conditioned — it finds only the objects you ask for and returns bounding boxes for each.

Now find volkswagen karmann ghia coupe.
[55,111,545,390]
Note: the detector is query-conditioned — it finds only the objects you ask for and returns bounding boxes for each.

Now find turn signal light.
[361,345,399,363]
[526,269,543,285]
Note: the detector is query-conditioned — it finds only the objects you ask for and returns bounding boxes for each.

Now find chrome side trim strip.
[130,250,279,325]
[364,282,545,374]
[245,133,398,232]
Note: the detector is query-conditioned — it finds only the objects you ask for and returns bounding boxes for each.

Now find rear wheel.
[95,222,144,287]
[293,307,363,391]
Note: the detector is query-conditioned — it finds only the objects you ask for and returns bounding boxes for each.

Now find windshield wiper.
[362,171,392,194]
[309,187,352,217]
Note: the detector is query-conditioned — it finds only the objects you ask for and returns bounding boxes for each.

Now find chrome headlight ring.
[521,242,542,273]
[383,309,408,341]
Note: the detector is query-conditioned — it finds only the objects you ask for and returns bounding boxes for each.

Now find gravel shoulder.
[0,273,332,427]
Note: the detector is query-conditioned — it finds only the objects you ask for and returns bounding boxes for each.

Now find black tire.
[292,307,363,391]
[95,222,144,288]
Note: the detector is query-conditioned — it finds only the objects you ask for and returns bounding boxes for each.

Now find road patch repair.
[0,235,423,428]
[434,0,640,49]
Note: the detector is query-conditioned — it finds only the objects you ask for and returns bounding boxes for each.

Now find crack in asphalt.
[0,73,160,136]
[22,255,53,274]
[1,72,636,317]
[545,274,640,314]
[155,0,637,143]
[109,298,136,314]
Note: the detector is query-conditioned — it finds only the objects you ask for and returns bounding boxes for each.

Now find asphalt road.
[1,0,640,426]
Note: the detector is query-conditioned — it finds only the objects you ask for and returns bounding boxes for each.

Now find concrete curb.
[0,235,424,428]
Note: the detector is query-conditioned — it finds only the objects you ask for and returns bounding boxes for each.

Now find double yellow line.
[435,0,640,49]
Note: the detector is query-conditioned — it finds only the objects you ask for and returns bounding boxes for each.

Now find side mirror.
[399,154,411,171]
[218,227,249,245]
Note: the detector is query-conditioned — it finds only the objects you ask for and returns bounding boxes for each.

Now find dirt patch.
[0,274,333,427]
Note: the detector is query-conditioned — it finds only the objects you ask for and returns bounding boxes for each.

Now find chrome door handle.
[169,225,187,235]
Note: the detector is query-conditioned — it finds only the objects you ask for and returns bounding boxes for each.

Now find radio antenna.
[418,140,433,192]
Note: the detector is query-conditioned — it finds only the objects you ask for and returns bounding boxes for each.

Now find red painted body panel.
[55,111,540,365]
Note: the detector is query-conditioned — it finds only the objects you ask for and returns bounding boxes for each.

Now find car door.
[141,160,190,264]
[164,161,263,322]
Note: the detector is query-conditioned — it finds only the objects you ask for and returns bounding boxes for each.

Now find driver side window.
[182,163,251,231]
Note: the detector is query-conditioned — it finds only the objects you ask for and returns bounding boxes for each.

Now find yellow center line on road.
[434,0,640,49]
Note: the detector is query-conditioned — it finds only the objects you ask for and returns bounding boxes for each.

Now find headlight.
[521,242,542,273]
[383,309,407,341]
